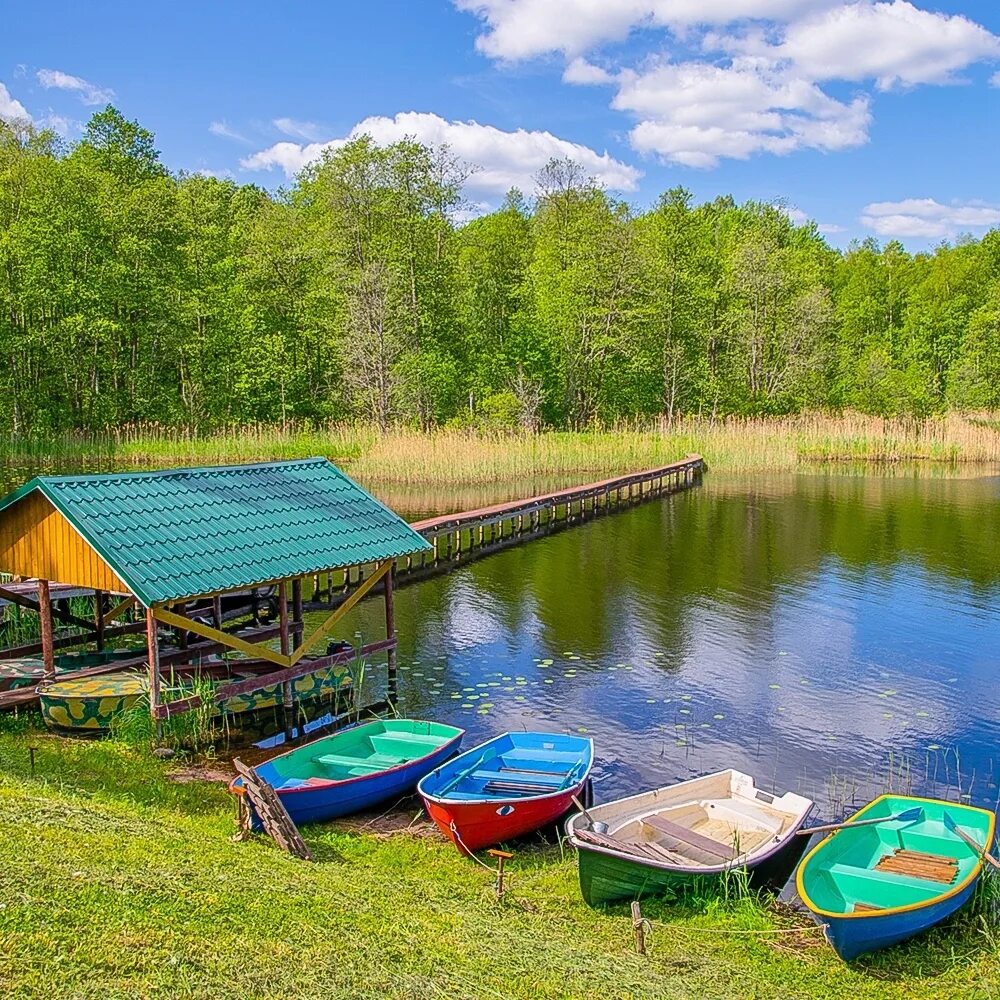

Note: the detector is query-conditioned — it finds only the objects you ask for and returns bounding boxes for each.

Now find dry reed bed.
[3,413,1000,484]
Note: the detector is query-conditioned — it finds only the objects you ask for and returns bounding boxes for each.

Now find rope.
[449,821,502,874]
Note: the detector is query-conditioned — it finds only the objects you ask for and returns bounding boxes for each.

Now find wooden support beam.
[146,607,162,738]
[152,607,292,667]
[0,585,98,632]
[37,580,55,681]
[279,580,292,717]
[290,560,392,665]
[94,590,105,651]
[101,596,135,627]
[385,564,397,702]
[156,637,397,717]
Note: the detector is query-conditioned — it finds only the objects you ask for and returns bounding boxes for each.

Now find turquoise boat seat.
[827,863,947,907]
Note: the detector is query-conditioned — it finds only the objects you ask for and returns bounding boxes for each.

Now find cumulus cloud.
[457,1,1000,169]
[37,68,114,106]
[273,117,325,141]
[454,0,829,60]
[242,111,642,194]
[619,58,871,166]
[0,83,30,122]
[861,198,1000,239]
[562,57,614,85]
[776,1,1000,89]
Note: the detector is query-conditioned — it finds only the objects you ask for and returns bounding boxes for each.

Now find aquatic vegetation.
[4,411,1000,487]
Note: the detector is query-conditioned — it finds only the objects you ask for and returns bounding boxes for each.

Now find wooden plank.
[639,814,735,860]
[153,606,292,667]
[853,902,883,913]
[232,758,312,861]
[37,579,54,680]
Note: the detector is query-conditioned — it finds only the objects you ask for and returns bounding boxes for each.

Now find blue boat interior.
[423,732,592,800]
[804,797,993,915]
[237,720,463,791]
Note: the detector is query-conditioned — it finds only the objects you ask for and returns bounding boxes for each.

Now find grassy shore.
[1,722,997,1000]
[3,413,1000,485]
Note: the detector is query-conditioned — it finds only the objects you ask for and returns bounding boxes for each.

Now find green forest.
[2,107,999,435]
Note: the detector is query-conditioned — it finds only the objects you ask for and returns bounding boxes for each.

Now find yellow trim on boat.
[795,793,997,920]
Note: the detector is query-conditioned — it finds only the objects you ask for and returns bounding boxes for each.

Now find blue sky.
[2,0,998,247]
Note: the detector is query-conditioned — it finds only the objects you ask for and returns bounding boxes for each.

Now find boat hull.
[821,880,979,961]
[576,824,809,906]
[265,738,461,827]
[425,782,587,853]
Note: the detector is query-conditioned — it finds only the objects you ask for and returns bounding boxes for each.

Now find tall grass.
[3,412,1000,485]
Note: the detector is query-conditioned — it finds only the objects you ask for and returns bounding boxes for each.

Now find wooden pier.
[0,454,704,716]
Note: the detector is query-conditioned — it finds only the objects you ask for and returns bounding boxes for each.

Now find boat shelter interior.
[0,458,431,721]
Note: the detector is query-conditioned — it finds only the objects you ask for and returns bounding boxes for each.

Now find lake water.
[5,460,999,821]
[339,471,1000,821]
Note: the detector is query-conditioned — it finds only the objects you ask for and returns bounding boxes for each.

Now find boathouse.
[0,458,430,723]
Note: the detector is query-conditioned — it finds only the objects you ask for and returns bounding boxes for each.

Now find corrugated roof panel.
[0,458,430,606]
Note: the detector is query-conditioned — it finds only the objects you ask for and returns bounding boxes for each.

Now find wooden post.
[292,577,303,638]
[146,607,162,740]
[279,580,292,722]
[212,595,223,629]
[93,589,105,652]
[384,566,397,702]
[38,580,55,682]
[631,901,647,955]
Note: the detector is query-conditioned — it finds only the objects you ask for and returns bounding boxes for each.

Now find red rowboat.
[417,730,594,854]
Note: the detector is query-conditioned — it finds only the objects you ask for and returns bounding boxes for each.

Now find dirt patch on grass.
[167,763,234,784]
[329,798,438,838]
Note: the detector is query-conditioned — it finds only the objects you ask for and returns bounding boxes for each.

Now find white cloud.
[37,112,79,137]
[562,57,614,85]
[861,198,1000,239]
[242,111,642,194]
[0,83,30,122]
[209,120,250,143]
[454,0,830,60]
[777,1,1000,89]
[991,70,1000,87]
[37,68,113,106]
[457,1,1000,169]
[273,117,325,141]
[619,59,871,167]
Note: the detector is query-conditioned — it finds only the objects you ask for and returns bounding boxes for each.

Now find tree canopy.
[1,108,998,434]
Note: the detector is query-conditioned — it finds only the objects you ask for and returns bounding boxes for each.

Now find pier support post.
[146,607,162,740]
[93,589,105,652]
[384,566,397,702]
[38,580,55,681]
[279,580,292,727]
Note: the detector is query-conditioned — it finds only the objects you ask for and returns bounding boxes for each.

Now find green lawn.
[0,725,997,1000]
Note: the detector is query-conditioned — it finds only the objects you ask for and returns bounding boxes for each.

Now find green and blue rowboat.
[796,793,997,961]
[231,718,465,826]
[566,769,814,906]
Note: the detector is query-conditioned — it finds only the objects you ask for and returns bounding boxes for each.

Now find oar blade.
[896,806,924,824]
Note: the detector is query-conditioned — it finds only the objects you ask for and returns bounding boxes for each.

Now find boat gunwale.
[417,733,595,807]
[794,793,997,921]
[229,720,466,798]
[565,769,813,875]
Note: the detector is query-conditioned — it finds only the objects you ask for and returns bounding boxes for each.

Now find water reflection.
[334,473,1000,819]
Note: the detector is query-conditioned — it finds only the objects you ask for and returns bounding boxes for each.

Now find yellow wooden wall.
[0,492,130,593]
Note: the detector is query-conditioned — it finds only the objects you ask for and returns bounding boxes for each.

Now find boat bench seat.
[827,862,952,891]
[313,753,389,773]
[370,734,443,755]
[640,814,736,860]
[474,768,564,789]
[372,732,443,746]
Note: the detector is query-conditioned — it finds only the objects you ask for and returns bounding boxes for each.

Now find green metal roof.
[0,458,431,607]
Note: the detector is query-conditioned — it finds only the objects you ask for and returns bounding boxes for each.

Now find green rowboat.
[566,769,814,906]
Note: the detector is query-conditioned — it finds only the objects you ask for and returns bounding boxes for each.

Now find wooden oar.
[943,811,1000,871]
[796,806,924,836]
[571,794,608,834]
